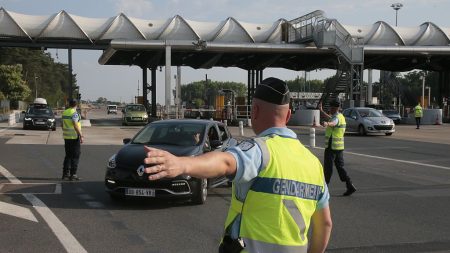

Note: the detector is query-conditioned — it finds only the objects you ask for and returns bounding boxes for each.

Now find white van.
[107,105,118,114]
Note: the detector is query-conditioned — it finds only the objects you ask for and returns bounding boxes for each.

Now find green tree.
[286,77,324,92]
[0,48,74,107]
[0,64,31,101]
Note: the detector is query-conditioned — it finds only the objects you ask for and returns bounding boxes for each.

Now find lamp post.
[421,73,426,107]
[34,74,39,99]
[391,3,403,26]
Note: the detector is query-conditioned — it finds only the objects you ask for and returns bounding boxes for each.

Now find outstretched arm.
[319,102,331,120]
[308,206,332,253]
[143,146,237,180]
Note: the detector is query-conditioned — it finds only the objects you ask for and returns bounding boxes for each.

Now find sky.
[1,0,449,103]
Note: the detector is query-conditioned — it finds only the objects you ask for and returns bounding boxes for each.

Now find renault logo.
[137,165,145,176]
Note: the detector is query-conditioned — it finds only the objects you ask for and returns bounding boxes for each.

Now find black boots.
[343,180,356,196]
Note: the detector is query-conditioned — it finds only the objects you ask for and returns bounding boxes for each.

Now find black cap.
[329,100,340,107]
[253,77,290,105]
[68,99,78,107]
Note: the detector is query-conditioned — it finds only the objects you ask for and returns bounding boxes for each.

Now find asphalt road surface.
[1,109,450,253]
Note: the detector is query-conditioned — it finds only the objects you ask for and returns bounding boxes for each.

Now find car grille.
[126,117,143,121]
[374,125,393,130]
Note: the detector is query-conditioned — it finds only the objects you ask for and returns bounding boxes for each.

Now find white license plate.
[35,122,46,125]
[132,117,141,120]
[124,188,155,197]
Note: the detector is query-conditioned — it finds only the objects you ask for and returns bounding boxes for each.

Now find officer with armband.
[143,77,332,253]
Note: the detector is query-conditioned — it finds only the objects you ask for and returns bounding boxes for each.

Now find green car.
[122,104,148,126]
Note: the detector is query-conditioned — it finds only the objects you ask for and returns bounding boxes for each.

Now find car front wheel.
[358,125,366,136]
[191,178,208,205]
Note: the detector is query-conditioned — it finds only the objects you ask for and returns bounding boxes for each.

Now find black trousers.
[63,138,81,175]
[415,117,421,128]
[324,148,350,184]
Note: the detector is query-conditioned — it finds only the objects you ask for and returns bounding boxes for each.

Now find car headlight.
[107,154,117,169]
[48,118,55,122]
[24,117,32,121]
[143,114,148,118]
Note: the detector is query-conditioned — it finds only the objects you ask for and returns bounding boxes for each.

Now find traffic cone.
[435,113,441,125]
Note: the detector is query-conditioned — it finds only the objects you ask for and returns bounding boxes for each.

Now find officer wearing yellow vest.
[319,100,356,196]
[414,102,423,129]
[61,99,83,181]
[143,77,332,253]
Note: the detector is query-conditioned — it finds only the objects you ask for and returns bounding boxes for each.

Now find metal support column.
[259,69,263,83]
[251,70,256,98]
[255,70,260,90]
[142,67,148,110]
[151,68,157,118]
[165,45,172,118]
[247,70,251,108]
[367,69,373,104]
[68,48,73,100]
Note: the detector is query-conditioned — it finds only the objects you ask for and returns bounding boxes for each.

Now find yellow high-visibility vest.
[62,108,81,140]
[325,113,346,150]
[414,105,423,118]
[223,135,326,253]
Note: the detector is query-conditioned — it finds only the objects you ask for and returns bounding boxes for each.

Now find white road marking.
[311,146,450,171]
[23,194,87,253]
[0,200,38,222]
[0,164,87,253]
[54,183,62,194]
[0,164,21,183]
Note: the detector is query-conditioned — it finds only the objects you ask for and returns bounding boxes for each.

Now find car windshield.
[126,105,146,111]
[132,122,206,146]
[27,107,53,116]
[357,109,383,117]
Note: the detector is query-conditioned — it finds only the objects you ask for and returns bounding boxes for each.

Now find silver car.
[342,107,395,136]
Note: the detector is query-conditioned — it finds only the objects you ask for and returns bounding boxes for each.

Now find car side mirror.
[210,140,223,149]
[351,116,357,120]
[123,138,131,144]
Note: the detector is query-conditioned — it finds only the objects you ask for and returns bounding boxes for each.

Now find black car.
[22,104,56,130]
[105,119,237,204]
[382,110,402,124]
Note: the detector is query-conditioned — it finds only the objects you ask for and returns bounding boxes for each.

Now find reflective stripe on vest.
[325,113,346,150]
[62,108,81,140]
[223,135,325,253]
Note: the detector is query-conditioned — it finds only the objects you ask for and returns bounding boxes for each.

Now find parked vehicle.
[107,105,118,114]
[342,107,395,136]
[382,109,402,124]
[122,104,148,125]
[22,98,56,131]
[105,119,237,204]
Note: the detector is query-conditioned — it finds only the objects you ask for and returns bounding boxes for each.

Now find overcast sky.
[1,0,449,103]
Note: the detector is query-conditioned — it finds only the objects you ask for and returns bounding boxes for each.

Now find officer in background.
[319,100,356,196]
[144,77,332,253]
[61,99,83,181]
[414,101,423,129]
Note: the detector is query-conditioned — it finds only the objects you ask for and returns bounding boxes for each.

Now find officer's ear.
[285,108,292,124]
